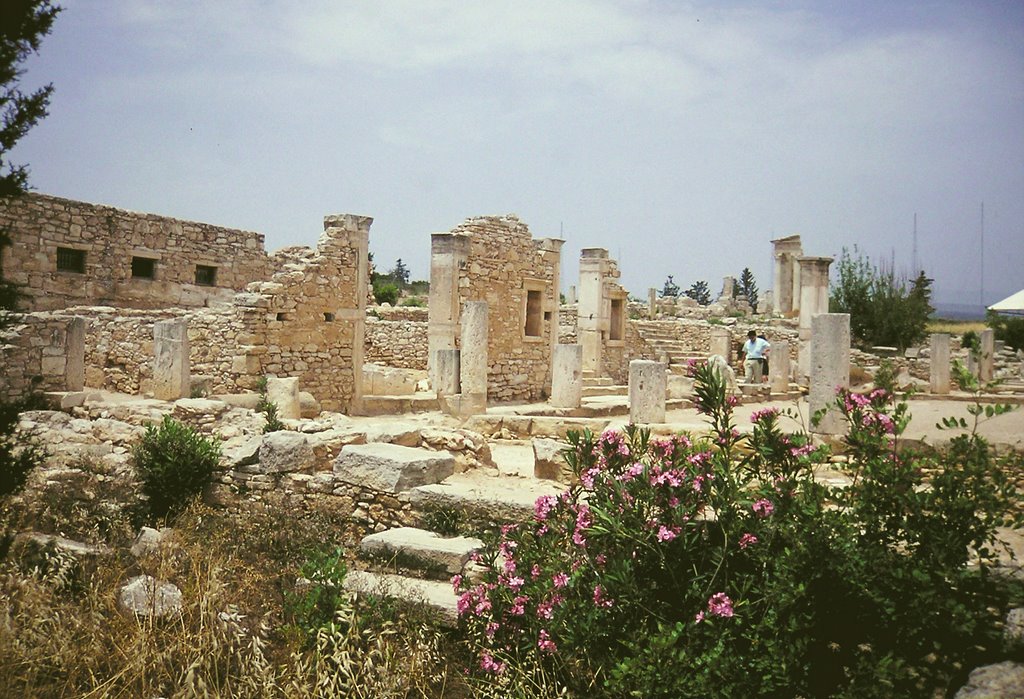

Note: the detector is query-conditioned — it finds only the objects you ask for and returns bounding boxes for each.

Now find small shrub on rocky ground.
[132,415,220,520]
[456,361,1022,698]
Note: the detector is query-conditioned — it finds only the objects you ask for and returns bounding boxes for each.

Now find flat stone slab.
[359,527,482,575]
[118,575,183,620]
[333,442,454,493]
[404,471,563,524]
[344,570,459,625]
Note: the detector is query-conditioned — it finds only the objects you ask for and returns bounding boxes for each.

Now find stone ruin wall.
[1,214,370,412]
[0,314,84,400]
[364,317,428,370]
[0,193,273,311]
[433,216,562,403]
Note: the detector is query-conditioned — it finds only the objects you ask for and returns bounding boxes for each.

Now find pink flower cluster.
[479,652,506,674]
[538,629,557,653]
[696,592,735,622]
[534,494,558,522]
[752,498,775,518]
[593,585,614,608]
[738,532,758,549]
[750,407,780,423]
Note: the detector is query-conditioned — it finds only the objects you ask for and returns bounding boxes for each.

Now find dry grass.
[0,503,467,698]
[926,319,987,335]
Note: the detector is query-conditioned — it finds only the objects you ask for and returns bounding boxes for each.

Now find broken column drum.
[809,313,850,436]
[550,344,583,408]
[929,333,951,394]
[152,318,189,400]
[460,301,488,412]
[629,359,666,424]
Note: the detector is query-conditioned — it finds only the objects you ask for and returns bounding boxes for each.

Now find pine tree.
[739,267,759,313]
[660,275,680,298]
[685,281,711,306]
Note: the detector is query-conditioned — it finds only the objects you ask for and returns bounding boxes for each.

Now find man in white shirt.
[741,330,770,384]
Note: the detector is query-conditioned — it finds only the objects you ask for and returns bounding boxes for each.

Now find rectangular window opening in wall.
[609,298,624,341]
[276,312,289,321]
[324,312,335,322]
[56,247,86,274]
[131,256,157,279]
[195,265,217,286]
[524,289,543,337]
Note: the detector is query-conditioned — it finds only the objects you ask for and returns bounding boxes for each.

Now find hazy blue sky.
[12,0,1024,306]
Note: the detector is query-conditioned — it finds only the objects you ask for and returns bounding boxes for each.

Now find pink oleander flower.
[695,611,705,623]
[485,621,500,638]
[752,498,775,518]
[750,406,780,423]
[506,576,525,591]
[450,574,462,592]
[726,395,740,407]
[616,462,645,482]
[593,585,614,608]
[657,525,678,542]
[552,572,569,588]
[531,564,541,579]
[790,443,815,458]
[595,554,607,567]
[739,532,758,549]
[510,595,528,616]
[538,629,557,653]
[503,558,517,574]
[534,494,558,521]
[707,592,734,618]
[536,524,550,536]
[537,599,555,620]
[480,652,506,675]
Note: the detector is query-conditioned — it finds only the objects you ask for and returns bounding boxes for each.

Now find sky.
[11,0,1024,307]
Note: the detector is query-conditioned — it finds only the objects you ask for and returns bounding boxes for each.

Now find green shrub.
[256,377,285,433]
[987,309,1024,351]
[373,281,399,306]
[132,416,220,520]
[399,296,426,308]
[456,361,1019,698]
[830,247,933,349]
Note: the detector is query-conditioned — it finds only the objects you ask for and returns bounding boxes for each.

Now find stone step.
[354,394,440,416]
[343,570,459,625]
[333,443,454,494]
[582,384,628,397]
[359,526,483,579]
[403,471,564,525]
[582,376,614,387]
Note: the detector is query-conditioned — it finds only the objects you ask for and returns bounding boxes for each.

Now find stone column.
[979,329,995,382]
[929,333,951,394]
[578,248,608,376]
[566,285,577,305]
[770,235,802,313]
[809,313,850,435]
[770,340,791,395]
[459,301,488,413]
[434,349,460,397]
[65,317,85,391]
[797,256,833,380]
[709,327,732,361]
[629,360,666,424]
[427,232,469,387]
[550,344,583,408]
[153,318,190,401]
[648,288,657,319]
[265,376,301,419]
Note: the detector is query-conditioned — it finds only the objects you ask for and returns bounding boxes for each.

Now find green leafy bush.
[456,361,1020,698]
[373,281,399,305]
[284,545,349,643]
[256,377,285,433]
[830,247,933,349]
[132,416,220,520]
[987,309,1024,351]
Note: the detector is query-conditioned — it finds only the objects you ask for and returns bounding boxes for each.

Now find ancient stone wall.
[364,317,429,370]
[0,193,273,311]
[0,313,85,399]
[429,216,562,403]
[372,305,429,322]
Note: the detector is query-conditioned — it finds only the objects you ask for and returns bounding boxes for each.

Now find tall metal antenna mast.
[980,203,985,307]
[912,213,918,274]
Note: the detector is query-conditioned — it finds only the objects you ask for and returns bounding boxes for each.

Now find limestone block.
[953,661,1024,699]
[118,575,183,619]
[629,360,667,424]
[359,527,483,574]
[333,443,455,493]
[153,319,190,401]
[809,313,850,435]
[258,431,314,474]
[299,391,321,418]
[550,344,582,408]
[130,527,174,558]
[533,438,573,483]
[364,421,422,446]
[265,376,301,420]
[770,340,791,394]
[434,349,460,396]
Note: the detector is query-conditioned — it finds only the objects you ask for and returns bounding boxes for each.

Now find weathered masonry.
[0,193,273,310]
[428,215,563,403]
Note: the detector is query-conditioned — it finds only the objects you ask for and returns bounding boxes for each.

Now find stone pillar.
[929,333,951,394]
[809,313,850,435]
[566,285,577,305]
[550,344,583,408]
[65,317,85,391]
[770,235,803,313]
[770,340,791,394]
[979,329,995,382]
[427,232,469,387]
[629,360,666,424]
[459,301,488,413]
[709,327,732,361]
[719,276,735,303]
[648,288,657,319]
[797,256,833,380]
[266,376,301,419]
[434,349,460,397]
[578,248,608,376]
[153,319,190,401]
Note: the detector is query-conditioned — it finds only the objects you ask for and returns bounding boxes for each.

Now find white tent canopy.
[988,289,1024,315]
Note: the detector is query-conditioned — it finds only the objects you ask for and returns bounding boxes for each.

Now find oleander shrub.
[456,361,1020,698]
[132,416,220,520]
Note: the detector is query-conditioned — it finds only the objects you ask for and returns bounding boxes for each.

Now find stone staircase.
[633,323,706,375]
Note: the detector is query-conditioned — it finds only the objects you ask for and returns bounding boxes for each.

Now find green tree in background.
[685,280,711,306]
[738,267,758,312]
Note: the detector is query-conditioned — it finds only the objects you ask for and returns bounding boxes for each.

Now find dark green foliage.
[390,258,410,287]
[987,309,1024,351]
[660,275,680,298]
[0,1,61,196]
[373,281,399,305]
[255,377,285,433]
[738,267,758,312]
[0,394,46,499]
[132,416,220,520]
[830,247,933,349]
[283,545,349,643]
[684,280,711,306]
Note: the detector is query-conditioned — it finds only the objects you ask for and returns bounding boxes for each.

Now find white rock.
[118,575,183,619]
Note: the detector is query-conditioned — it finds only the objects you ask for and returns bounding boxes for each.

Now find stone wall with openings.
[0,313,85,400]
[364,317,429,370]
[429,215,563,403]
[0,193,273,311]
